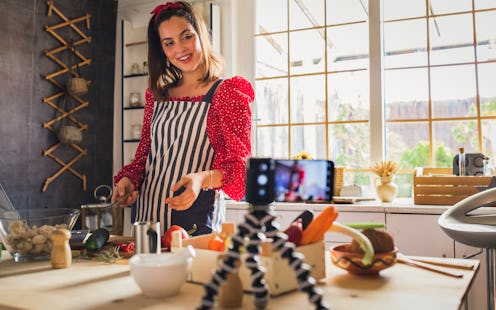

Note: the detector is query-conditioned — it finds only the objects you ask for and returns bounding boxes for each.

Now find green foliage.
[434,146,453,167]
[400,142,429,169]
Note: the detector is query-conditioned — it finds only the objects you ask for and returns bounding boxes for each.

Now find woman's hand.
[165,172,205,211]
[112,177,139,207]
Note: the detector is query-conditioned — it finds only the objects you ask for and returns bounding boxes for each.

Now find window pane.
[256,34,288,78]
[386,122,429,168]
[395,173,414,198]
[329,123,370,168]
[429,14,474,65]
[290,29,325,74]
[328,70,369,121]
[430,65,476,118]
[482,119,496,166]
[384,19,427,68]
[327,22,368,71]
[256,0,287,34]
[475,11,496,62]
[326,0,368,25]
[384,0,425,20]
[256,126,289,158]
[290,0,325,30]
[255,78,288,125]
[385,68,429,120]
[429,0,471,15]
[478,63,496,116]
[290,75,326,123]
[476,0,496,10]
[433,121,479,163]
[290,125,327,159]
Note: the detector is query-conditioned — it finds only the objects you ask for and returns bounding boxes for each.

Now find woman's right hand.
[112,177,139,207]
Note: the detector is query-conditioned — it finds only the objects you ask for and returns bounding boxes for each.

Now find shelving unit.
[120,20,148,166]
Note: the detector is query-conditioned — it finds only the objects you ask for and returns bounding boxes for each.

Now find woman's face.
[158,16,203,75]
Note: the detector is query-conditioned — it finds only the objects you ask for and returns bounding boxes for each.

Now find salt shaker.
[50,228,72,269]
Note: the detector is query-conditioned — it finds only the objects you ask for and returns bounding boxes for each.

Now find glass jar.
[129,92,141,107]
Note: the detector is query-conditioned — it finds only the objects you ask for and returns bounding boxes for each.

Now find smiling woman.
[112,1,254,237]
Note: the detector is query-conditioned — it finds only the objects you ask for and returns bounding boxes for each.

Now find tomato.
[208,235,226,252]
[162,225,189,249]
[283,218,303,246]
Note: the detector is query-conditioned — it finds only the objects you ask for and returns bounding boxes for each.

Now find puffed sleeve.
[207,76,255,201]
[113,88,155,190]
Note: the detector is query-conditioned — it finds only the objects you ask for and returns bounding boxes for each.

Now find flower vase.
[376,176,398,203]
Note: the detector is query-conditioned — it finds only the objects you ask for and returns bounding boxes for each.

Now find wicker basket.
[334,167,344,196]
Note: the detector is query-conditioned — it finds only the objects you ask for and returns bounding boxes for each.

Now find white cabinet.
[385,213,454,258]
[121,20,148,166]
[455,242,487,310]
[225,208,238,225]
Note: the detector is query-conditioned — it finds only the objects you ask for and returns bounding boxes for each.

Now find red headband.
[151,2,185,24]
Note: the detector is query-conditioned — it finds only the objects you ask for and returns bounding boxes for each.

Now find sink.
[438,187,496,248]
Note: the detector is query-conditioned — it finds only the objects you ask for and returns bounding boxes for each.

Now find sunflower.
[292,151,313,160]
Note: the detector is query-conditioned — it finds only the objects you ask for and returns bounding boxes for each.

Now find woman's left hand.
[165,173,203,211]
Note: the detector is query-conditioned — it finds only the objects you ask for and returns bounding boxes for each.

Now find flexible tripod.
[198,203,329,309]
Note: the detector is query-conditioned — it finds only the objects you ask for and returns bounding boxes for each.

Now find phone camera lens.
[258,188,266,197]
[257,174,268,186]
[258,163,268,172]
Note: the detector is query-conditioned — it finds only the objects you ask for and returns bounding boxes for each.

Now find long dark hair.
[147,1,223,100]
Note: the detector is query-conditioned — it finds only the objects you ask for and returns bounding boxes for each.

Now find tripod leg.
[262,211,329,310]
[242,213,269,309]
[198,209,270,310]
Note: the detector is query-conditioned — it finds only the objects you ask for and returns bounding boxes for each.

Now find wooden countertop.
[0,252,479,310]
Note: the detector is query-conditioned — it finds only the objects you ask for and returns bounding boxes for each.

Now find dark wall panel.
[0,0,117,227]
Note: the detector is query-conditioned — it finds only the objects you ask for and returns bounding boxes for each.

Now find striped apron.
[136,80,223,236]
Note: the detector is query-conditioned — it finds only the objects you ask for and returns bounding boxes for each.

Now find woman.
[112,1,254,236]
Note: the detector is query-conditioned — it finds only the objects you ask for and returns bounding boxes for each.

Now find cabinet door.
[455,242,487,310]
[386,213,454,257]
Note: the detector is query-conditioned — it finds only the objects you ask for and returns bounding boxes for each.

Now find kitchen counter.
[0,252,479,310]
[225,199,451,215]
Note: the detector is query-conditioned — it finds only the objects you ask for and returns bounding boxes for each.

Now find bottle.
[458,148,466,176]
[50,228,72,269]
[483,157,491,176]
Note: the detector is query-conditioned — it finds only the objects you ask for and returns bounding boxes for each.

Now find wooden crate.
[174,234,325,296]
[413,167,492,205]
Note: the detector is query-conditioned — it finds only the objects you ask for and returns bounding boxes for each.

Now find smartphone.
[274,159,334,203]
[245,158,334,205]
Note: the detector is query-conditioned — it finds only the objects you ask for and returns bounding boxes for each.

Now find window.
[254,0,496,197]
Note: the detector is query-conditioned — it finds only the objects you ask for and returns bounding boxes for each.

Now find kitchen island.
[0,251,479,310]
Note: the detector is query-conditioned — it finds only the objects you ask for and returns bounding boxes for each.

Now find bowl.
[0,208,80,262]
[330,244,397,275]
[129,247,195,297]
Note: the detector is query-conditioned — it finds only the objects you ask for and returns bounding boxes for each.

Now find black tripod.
[198,161,329,310]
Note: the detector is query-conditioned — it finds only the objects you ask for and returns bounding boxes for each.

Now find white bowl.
[129,247,194,297]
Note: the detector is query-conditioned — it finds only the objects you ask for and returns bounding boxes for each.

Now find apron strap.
[203,79,223,103]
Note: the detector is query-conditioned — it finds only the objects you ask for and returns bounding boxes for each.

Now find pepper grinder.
[50,228,72,269]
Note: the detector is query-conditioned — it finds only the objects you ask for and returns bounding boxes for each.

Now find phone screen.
[274,159,334,203]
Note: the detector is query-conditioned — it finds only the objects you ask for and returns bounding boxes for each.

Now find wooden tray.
[413,168,492,205]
